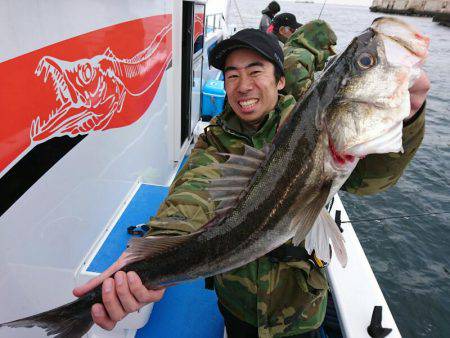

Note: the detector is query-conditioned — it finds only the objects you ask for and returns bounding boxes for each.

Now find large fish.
[0,17,429,338]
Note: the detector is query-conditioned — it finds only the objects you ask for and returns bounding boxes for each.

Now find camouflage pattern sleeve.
[145,134,222,236]
[282,20,337,100]
[343,105,426,195]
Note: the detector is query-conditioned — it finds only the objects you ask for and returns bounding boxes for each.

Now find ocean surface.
[228,2,450,337]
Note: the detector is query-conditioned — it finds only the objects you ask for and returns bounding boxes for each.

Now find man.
[269,13,302,45]
[259,1,281,32]
[282,19,337,101]
[74,27,429,337]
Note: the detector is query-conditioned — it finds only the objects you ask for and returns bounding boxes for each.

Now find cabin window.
[206,13,222,36]
[181,2,205,146]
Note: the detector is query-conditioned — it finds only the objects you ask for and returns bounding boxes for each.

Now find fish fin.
[213,205,234,215]
[291,182,332,247]
[0,297,94,338]
[208,176,250,188]
[305,209,348,267]
[244,143,267,160]
[207,144,267,207]
[125,232,198,261]
[216,153,262,169]
[305,209,332,262]
[261,142,273,157]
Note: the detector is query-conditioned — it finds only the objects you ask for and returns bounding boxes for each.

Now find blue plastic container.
[202,79,226,119]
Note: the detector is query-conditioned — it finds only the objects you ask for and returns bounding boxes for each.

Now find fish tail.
[0,296,94,338]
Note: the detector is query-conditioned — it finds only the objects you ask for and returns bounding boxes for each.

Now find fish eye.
[79,64,93,84]
[357,53,376,69]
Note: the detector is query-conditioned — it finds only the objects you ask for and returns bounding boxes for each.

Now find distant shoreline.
[370,6,438,17]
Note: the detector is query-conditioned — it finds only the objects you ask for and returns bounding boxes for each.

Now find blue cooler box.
[202,79,226,119]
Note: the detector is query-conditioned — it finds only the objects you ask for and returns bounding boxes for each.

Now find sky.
[206,0,373,15]
[309,0,372,6]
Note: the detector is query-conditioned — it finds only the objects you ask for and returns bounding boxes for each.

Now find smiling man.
[223,49,284,128]
[74,27,429,337]
[217,30,287,132]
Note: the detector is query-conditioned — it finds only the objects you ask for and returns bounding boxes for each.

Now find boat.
[0,1,401,337]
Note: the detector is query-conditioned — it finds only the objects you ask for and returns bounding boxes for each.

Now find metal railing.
[206,13,223,35]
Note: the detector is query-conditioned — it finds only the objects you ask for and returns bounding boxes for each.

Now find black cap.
[272,13,302,32]
[209,28,284,75]
[268,1,281,13]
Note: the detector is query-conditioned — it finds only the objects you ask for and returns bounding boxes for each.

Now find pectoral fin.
[305,209,348,267]
[291,181,331,247]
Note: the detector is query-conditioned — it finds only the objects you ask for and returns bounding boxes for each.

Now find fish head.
[32,54,126,142]
[36,55,123,110]
[323,17,429,164]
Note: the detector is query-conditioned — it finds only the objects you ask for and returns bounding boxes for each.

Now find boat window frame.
[180,1,205,147]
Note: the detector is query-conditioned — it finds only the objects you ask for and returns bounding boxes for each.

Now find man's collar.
[218,95,286,137]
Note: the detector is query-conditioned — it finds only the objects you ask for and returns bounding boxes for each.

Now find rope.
[233,0,245,29]
[318,0,328,19]
[341,211,450,224]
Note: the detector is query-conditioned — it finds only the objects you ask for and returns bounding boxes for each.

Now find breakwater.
[433,11,450,25]
[370,0,449,17]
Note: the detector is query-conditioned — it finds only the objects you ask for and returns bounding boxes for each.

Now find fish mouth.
[372,17,430,61]
[31,57,86,141]
[35,56,81,107]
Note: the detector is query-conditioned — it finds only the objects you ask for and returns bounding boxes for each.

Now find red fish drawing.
[0,15,172,177]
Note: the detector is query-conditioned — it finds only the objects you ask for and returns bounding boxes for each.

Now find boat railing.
[206,13,223,35]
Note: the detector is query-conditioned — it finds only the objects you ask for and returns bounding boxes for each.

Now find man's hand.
[73,254,165,331]
[408,70,430,119]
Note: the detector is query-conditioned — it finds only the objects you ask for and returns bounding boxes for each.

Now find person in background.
[259,1,281,32]
[74,25,429,338]
[282,20,337,100]
[269,12,302,45]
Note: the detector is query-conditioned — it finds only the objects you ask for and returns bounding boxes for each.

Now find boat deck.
[82,183,225,337]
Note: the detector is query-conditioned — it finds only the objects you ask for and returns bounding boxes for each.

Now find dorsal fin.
[244,144,267,160]
[261,143,273,157]
[208,176,250,188]
[210,163,257,177]
[216,153,262,169]
[207,144,267,214]
[290,181,332,246]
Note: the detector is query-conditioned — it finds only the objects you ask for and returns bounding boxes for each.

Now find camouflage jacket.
[147,100,425,337]
[283,20,337,101]
[146,20,425,337]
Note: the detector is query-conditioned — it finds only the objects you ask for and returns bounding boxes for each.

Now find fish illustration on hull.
[0,17,429,338]
[31,23,172,143]
[0,15,172,179]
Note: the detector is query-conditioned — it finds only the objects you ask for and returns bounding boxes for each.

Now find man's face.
[224,49,285,129]
[279,26,294,39]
